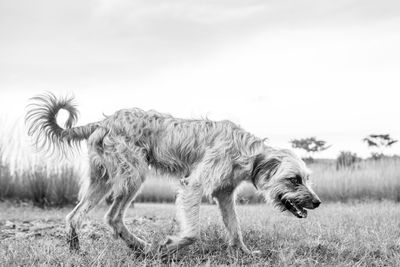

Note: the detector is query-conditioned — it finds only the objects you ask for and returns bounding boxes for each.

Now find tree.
[363,134,398,159]
[290,137,330,161]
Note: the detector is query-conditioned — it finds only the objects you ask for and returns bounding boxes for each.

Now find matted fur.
[26,93,321,256]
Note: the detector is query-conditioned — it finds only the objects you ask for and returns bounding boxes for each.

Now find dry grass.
[1,157,400,206]
[311,158,400,202]
[1,202,399,266]
[0,164,80,207]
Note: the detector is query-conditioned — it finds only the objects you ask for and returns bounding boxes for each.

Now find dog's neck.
[250,147,281,189]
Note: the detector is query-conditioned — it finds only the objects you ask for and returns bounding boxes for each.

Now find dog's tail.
[25,92,98,156]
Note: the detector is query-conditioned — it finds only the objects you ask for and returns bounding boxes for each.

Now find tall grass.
[0,163,80,207]
[1,153,399,206]
[311,158,400,202]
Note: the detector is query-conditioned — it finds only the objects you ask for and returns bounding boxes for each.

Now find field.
[1,147,400,265]
[1,158,400,205]
[1,202,399,266]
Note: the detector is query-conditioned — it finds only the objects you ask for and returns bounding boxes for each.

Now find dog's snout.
[312,198,321,208]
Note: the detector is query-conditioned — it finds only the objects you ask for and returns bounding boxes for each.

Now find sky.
[0,0,400,161]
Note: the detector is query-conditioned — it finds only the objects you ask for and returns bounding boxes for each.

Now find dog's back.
[98,108,255,177]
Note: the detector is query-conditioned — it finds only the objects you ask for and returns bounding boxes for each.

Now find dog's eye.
[289,176,301,184]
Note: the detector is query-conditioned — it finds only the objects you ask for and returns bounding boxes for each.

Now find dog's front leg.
[160,182,203,257]
[214,189,258,255]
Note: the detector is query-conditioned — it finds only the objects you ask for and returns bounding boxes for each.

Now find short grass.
[1,202,399,266]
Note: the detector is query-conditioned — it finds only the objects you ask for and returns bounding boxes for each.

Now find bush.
[0,161,12,200]
[336,151,361,169]
[370,152,386,160]
[0,164,80,207]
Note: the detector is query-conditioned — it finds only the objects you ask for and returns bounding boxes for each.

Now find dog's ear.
[251,154,281,188]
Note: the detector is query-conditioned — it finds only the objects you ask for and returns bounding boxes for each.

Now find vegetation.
[363,134,398,159]
[0,129,399,206]
[0,128,399,265]
[1,202,399,266]
[290,137,330,162]
[311,158,400,202]
[335,151,361,170]
[0,164,79,207]
[1,156,400,206]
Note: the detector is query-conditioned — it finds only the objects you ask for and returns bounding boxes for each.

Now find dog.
[25,93,321,255]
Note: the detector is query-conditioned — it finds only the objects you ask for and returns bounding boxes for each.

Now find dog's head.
[251,148,321,218]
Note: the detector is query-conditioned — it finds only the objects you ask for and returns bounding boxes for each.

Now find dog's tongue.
[291,203,307,218]
[286,200,308,219]
[296,209,307,218]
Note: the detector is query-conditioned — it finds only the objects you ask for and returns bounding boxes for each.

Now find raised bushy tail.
[25,92,98,156]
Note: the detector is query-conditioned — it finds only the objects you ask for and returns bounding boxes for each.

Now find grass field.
[1,157,400,206]
[1,202,399,266]
[1,143,399,265]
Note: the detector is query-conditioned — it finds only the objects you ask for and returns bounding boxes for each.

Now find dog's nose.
[312,199,321,208]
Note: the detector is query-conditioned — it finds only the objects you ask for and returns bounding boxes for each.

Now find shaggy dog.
[26,93,321,256]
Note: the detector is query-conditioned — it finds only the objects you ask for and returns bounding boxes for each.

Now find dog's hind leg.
[213,188,257,255]
[66,177,111,251]
[103,143,150,253]
[105,178,150,253]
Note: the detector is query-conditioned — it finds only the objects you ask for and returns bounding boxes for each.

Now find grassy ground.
[1,202,399,266]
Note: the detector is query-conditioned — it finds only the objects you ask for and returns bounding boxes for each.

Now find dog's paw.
[247,249,261,255]
[143,242,153,255]
[127,241,152,255]
[228,243,260,256]
[158,236,179,262]
[240,246,261,255]
[67,227,80,252]
[158,236,174,252]
[68,235,80,252]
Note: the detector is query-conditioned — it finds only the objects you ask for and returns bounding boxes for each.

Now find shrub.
[0,163,80,207]
[0,160,12,200]
[336,151,361,169]
[370,152,386,160]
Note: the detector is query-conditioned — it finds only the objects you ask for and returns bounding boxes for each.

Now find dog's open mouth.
[283,199,307,218]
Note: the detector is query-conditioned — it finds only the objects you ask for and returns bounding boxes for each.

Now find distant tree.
[290,137,331,161]
[363,134,398,159]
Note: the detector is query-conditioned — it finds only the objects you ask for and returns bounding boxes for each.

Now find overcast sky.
[1,0,399,159]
